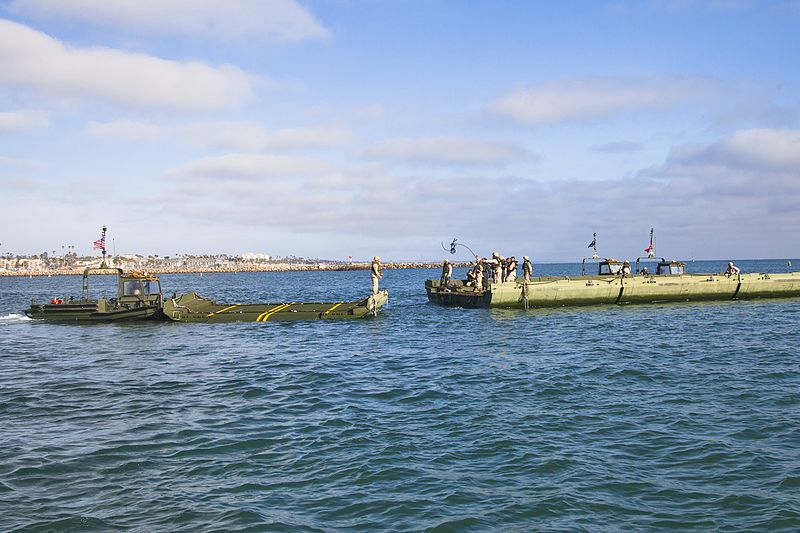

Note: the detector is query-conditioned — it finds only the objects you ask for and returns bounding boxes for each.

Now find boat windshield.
[141,280,160,295]
[124,279,161,295]
[123,280,142,295]
[657,263,686,275]
[599,263,622,275]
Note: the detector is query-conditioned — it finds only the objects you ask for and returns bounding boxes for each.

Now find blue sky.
[0,0,798,261]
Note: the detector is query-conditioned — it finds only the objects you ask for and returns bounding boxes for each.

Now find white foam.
[0,313,32,322]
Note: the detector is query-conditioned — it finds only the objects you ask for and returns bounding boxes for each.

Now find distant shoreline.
[0,261,471,278]
[3,258,793,278]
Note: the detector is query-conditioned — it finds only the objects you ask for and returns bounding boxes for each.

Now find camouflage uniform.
[506,257,517,282]
[371,257,382,294]
[474,263,484,291]
[440,260,453,287]
[523,256,533,281]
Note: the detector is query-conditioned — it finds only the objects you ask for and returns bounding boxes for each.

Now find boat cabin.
[598,259,624,275]
[656,260,686,275]
[81,267,163,307]
[580,256,617,275]
[120,273,162,301]
[581,257,628,276]
[635,256,687,275]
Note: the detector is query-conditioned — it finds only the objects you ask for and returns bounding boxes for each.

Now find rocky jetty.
[0,261,470,277]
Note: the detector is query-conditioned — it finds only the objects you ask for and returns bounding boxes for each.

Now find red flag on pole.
[644,228,654,254]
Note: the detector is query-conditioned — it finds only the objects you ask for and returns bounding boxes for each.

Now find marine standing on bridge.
[465,262,476,286]
[725,261,740,276]
[371,256,382,294]
[440,259,452,288]
[493,258,503,284]
[480,258,489,288]
[522,256,532,281]
[474,262,484,291]
[506,256,518,282]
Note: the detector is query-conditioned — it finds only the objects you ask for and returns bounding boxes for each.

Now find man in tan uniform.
[493,258,503,284]
[466,262,477,286]
[474,262,484,291]
[506,256,518,282]
[371,256,382,294]
[440,259,453,288]
[522,256,533,281]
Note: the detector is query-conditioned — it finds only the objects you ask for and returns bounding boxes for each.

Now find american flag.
[92,236,106,250]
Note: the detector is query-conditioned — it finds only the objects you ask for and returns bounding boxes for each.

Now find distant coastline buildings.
[0,252,298,274]
[0,251,452,276]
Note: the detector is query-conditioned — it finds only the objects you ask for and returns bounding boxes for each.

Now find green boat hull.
[163,290,389,323]
[24,300,161,321]
[426,272,800,309]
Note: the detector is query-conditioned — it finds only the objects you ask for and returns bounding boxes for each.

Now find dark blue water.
[1,260,799,531]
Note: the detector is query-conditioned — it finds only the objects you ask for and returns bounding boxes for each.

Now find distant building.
[241,253,271,262]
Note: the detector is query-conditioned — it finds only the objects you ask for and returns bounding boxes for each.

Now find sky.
[0,0,798,261]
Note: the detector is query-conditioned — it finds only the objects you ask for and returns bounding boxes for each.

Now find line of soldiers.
[441,252,534,291]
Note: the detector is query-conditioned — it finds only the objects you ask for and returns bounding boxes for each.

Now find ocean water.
[1,260,799,532]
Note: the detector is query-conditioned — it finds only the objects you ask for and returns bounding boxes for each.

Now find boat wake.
[0,313,32,323]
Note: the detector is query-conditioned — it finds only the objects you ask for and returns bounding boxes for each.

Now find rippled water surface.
[2,260,799,531]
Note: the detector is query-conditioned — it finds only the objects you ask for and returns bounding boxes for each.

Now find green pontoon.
[163,290,389,323]
[426,258,800,309]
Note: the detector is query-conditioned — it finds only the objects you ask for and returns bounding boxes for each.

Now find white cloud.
[170,153,334,180]
[201,123,355,152]
[487,78,702,125]
[711,128,800,169]
[0,109,49,132]
[0,155,47,169]
[10,0,329,43]
[361,137,535,166]
[0,19,256,111]
[84,119,354,151]
[264,126,355,151]
[643,129,800,228]
[160,127,800,259]
[86,119,162,141]
[666,128,800,171]
[12,127,793,258]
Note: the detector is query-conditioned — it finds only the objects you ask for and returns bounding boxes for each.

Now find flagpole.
[100,226,107,268]
[650,228,655,258]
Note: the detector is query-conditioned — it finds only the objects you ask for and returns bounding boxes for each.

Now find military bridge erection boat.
[425,258,800,309]
[25,267,164,321]
[25,267,388,323]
